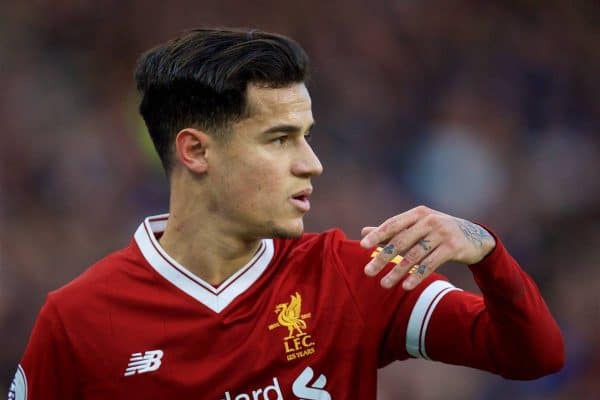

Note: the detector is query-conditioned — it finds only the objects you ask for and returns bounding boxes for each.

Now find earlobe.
[175,128,210,174]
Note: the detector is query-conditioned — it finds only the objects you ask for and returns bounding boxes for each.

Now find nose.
[292,140,323,178]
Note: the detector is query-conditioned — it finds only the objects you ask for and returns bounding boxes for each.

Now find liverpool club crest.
[268,292,316,361]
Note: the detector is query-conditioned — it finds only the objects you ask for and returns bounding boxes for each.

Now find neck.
[158,210,262,287]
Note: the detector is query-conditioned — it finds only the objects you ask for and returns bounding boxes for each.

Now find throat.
[158,231,263,287]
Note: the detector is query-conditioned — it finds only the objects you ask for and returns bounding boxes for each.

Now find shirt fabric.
[9,213,563,399]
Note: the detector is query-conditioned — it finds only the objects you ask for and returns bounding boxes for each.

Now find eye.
[273,135,289,146]
[304,132,313,143]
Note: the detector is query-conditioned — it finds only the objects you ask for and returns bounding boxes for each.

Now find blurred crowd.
[1,1,598,398]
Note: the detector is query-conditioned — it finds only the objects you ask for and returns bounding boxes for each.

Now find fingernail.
[403,279,414,290]
[360,238,371,248]
[364,263,375,276]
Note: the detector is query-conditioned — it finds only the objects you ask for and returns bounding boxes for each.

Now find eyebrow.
[262,122,315,135]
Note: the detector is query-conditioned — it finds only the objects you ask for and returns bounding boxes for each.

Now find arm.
[360,205,564,379]
[11,297,81,399]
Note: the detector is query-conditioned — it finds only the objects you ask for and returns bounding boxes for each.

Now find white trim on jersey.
[9,364,27,400]
[134,214,274,313]
[405,280,462,360]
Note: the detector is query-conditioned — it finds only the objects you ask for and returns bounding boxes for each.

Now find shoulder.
[272,229,373,277]
[46,240,147,311]
[274,228,364,260]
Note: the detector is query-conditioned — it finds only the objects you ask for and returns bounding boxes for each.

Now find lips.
[290,188,312,212]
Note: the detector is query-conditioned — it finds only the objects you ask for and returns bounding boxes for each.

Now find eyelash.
[273,133,313,145]
[274,136,289,145]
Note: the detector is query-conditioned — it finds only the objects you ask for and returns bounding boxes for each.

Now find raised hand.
[360,206,496,290]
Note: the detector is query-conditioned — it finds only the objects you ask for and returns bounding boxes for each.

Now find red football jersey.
[10,214,563,399]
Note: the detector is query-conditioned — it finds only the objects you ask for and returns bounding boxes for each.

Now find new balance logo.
[124,350,163,376]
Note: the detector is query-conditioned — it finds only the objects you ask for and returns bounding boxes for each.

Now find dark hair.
[134,28,309,173]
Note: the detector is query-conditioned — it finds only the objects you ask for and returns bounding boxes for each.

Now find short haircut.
[134,28,309,174]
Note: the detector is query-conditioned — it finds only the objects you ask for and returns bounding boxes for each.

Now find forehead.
[241,83,313,127]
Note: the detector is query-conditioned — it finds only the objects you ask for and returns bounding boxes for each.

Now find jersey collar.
[134,213,274,313]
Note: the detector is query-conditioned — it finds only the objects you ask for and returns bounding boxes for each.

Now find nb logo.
[292,366,331,400]
[124,350,163,376]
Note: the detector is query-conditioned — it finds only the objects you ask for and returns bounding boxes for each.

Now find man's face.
[206,83,323,239]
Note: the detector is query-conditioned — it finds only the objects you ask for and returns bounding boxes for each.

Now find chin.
[269,219,304,239]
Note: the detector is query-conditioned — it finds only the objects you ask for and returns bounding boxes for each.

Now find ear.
[174,128,210,174]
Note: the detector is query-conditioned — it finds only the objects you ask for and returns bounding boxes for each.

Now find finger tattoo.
[383,243,395,255]
[418,239,431,251]
[417,264,427,276]
[455,218,493,248]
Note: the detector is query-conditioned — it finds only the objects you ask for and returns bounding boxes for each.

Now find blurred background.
[1,0,598,398]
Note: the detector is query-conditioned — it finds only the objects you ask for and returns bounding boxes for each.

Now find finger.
[378,256,417,288]
[367,218,434,274]
[364,217,435,277]
[391,218,436,260]
[378,237,440,289]
[360,226,377,238]
[364,241,400,277]
[397,232,439,270]
[402,245,451,291]
[360,206,430,248]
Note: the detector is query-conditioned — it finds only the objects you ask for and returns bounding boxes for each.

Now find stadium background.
[1,1,598,398]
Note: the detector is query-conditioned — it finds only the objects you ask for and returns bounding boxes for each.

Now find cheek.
[229,166,282,207]
[250,174,283,204]
[217,148,289,212]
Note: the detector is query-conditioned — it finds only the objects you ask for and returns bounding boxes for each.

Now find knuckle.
[382,216,398,232]
[424,214,439,228]
[391,237,406,252]
[384,215,397,225]
[404,248,419,263]
[373,232,388,246]
[446,237,459,251]
[438,224,451,238]
[377,225,388,237]
[415,205,430,217]
[376,223,393,240]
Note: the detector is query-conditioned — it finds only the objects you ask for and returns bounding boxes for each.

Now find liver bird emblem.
[275,292,307,339]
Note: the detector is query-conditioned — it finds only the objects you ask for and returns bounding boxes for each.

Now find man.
[10,28,563,399]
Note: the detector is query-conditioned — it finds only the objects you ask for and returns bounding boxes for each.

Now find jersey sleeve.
[327,229,456,366]
[422,234,564,379]
[11,296,81,399]
[328,229,564,379]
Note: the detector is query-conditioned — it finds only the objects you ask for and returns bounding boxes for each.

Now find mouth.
[290,188,312,212]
